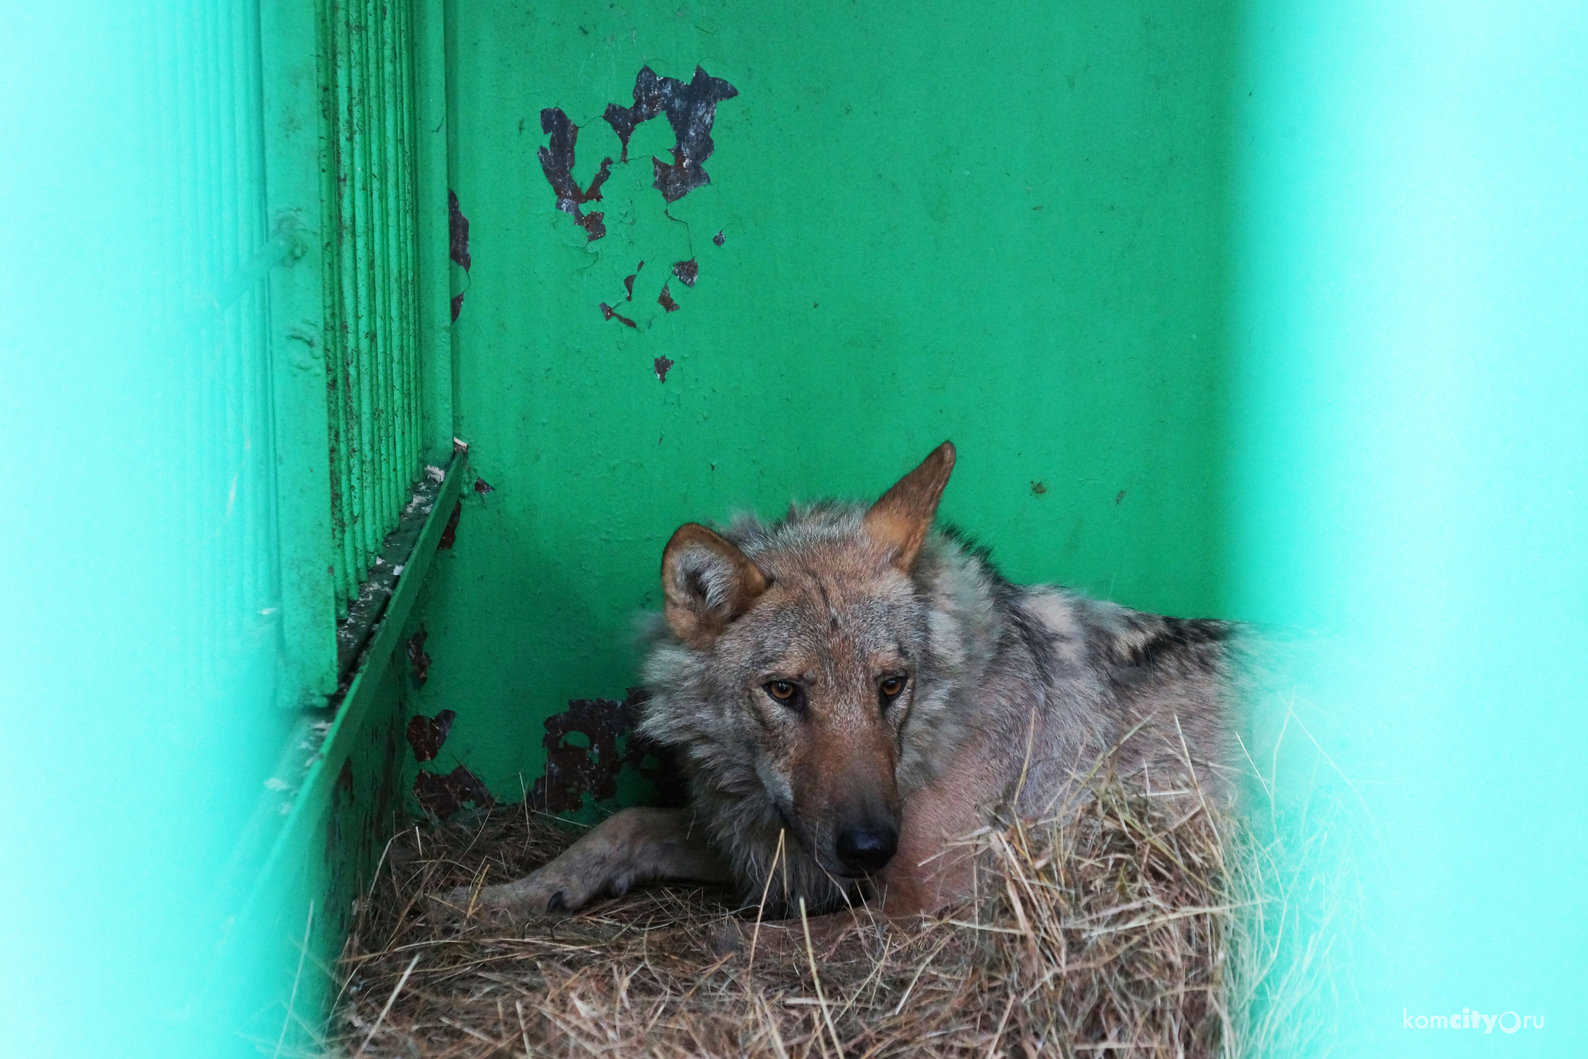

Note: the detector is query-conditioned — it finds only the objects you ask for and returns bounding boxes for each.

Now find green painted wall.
[418,0,1241,800]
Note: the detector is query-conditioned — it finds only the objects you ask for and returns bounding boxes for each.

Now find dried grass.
[327,778,1277,1059]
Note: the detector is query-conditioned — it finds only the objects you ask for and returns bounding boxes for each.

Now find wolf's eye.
[764,680,802,710]
[879,675,907,704]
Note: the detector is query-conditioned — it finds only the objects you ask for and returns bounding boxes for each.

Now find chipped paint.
[603,66,738,205]
[599,302,638,328]
[437,500,461,550]
[671,259,699,287]
[654,355,675,381]
[527,689,687,813]
[405,627,431,687]
[657,285,679,313]
[448,190,471,272]
[413,764,495,818]
[405,708,456,762]
[536,108,613,241]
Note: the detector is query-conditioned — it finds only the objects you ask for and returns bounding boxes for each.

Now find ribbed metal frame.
[158,0,279,692]
[318,0,423,615]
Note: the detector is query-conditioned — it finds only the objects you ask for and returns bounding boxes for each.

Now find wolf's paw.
[430,861,613,923]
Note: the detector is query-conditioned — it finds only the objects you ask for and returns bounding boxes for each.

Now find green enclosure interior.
[426,0,1237,802]
[12,2,1582,1057]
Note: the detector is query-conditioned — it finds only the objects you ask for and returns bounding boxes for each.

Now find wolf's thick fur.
[462,443,1231,919]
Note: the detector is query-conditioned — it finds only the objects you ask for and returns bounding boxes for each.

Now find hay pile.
[331,781,1262,1058]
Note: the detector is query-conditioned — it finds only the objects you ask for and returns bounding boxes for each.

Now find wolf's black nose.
[836,824,898,873]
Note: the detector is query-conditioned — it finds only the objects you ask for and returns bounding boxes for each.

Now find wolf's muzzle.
[835,823,898,873]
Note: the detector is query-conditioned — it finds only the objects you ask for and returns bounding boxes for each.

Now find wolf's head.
[637,442,957,910]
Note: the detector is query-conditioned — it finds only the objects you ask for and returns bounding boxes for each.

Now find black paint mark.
[657,284,679,313]
[537,108,614,242]
[437,500,462,550]
[406,627,432,687]
[600,302,638,328]
[672,259,698,287]
[414,764,495,818]
[473,477,494,497]
[654,355,675,382]
[405,708,456,762]
[1115,489,1127,505]
[448,190,471,272]
[528,689,687,813]
[450,292,464,322]
[713,229,725,246]
[1031,481,1048,495]
[603,66,738,203]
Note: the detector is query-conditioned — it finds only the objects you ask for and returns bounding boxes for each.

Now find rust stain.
[537,108,613,241]
[405,708,456,762]
[529,689,686,813]
[437,500,462,550]
[603,66,738,204]
[600,302,638,329]
[414,764,495,818]
[406,627,432,687]
[448,190,471,272]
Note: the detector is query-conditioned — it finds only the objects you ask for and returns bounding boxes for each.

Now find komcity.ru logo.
[1403,1008,1544,1033]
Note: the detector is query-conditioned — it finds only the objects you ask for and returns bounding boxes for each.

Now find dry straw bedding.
[332,781,1263,1059]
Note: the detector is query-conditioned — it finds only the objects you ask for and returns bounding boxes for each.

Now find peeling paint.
[527,688,686,813]
[600,302,638,328]
[537,108,612,241]
[671,259,698,287]
[657,285,679,313]
[473,477,494,497]
[437,500,462,550]
[654,356,675,382]
[450,292,464,322]
[712,229,725,246]
[602,66,738,204]
[406,627,432,687]
[448,190,471,272]
[405,708,456,762]
[413,764,495,818]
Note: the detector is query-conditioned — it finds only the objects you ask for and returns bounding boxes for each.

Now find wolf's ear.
[864,441,956,571]
[661,523,770,643]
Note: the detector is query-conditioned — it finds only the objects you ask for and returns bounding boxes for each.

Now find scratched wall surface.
[414,0,1240,803]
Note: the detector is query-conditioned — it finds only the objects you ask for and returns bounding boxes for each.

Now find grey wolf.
[460,442,1232,919]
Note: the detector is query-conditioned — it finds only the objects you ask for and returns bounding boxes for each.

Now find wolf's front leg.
[444,807,731,918]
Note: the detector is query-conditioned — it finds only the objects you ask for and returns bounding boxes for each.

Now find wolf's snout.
[836,822,898,873]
